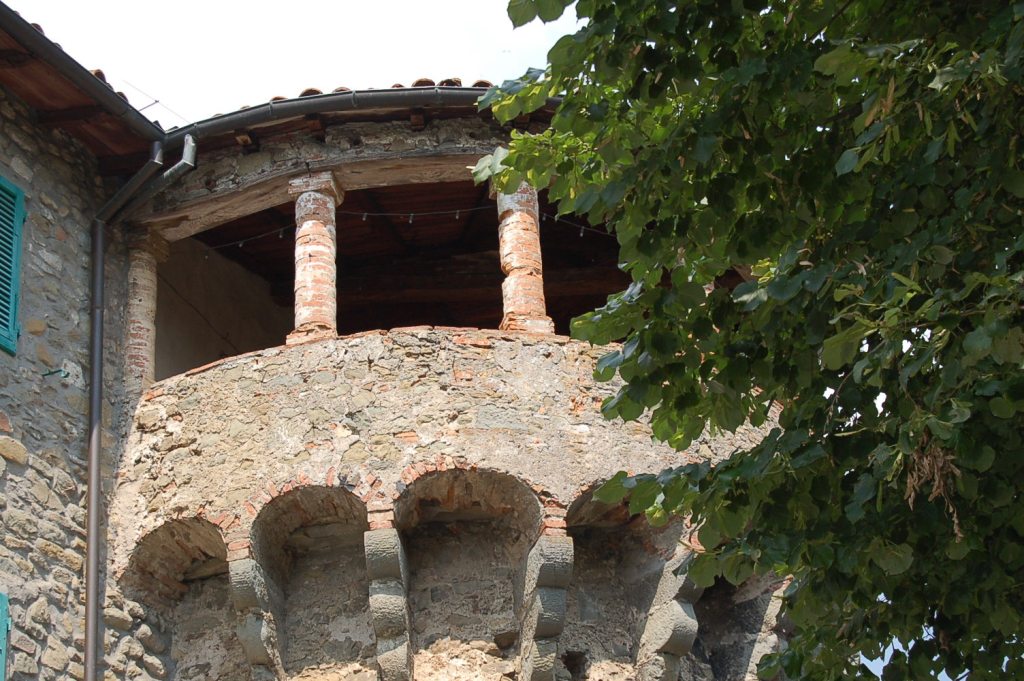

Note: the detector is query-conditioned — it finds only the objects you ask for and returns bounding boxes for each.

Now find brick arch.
[249,483,368,585]
[393,466,543,537]
[566,480,636,528]
[120,517,228,611]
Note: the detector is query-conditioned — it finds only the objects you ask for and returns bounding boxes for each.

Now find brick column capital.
[494,181,539,223]
[126,226,170,262]
[288,171,343,204]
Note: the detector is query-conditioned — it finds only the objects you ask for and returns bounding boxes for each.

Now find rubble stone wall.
[0,84,130,681]
[108,327,778,680]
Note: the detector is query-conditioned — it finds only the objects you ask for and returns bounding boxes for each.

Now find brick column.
[125,229,168,398]
[287,172,343,345]
[495,182,554,334]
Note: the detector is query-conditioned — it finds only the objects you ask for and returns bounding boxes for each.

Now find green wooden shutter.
[0,175,25,356]
[0,592,10,680]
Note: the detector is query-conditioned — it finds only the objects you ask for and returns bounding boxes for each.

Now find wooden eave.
[0,22,154,160]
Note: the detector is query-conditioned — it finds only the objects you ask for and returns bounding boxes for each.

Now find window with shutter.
[0,591,9,680]
[0,176,25,356]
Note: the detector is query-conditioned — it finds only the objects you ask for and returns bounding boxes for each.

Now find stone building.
[0,4,783,681]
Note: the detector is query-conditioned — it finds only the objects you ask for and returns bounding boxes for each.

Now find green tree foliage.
[477,1,1024,678]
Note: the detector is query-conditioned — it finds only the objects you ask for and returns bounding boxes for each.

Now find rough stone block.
[364,528,407,582]
[235,613,275,666]
[375,636,411,681]
[532,587,568,639]
[637,652,681,681]
[368,579,409,638]
[526,534,574,591]
[228,558,283,614]
[0,435,28,465]
[521,638,559,681]
[639,599,698,658]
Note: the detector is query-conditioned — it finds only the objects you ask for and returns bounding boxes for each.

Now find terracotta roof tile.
[21,19,139,107]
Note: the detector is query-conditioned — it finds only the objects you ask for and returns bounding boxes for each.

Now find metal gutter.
[0,2,164,142]
[85,141,164,681]
[163,87,561,150]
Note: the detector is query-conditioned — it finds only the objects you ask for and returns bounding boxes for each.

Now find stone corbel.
[228,557,287,680]
[636,548,703,681]
[364,528,413,681]
[519,534,574,681]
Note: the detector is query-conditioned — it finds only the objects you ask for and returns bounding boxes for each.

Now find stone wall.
[108,327,777,680]
[0,84,130,680]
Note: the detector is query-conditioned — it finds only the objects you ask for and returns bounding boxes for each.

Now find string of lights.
[207,204,613,251]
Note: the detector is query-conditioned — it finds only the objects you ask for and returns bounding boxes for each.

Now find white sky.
[11,0,579,129]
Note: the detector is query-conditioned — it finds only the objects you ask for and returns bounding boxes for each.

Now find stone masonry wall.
[107,327,775,680]
[0,84,131,680]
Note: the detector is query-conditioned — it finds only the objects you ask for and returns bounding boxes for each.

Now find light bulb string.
[207,204,611,251]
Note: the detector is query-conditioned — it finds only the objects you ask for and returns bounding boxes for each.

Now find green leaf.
[722,553,754,585]
[835,149,859,176]
[989,396,1017,419]
[594,471,629,504]
[535,0,568,22]
[1004,169,1024,198]
[507,0,538,27]
[471,154,496,184]
[687,555,719,588]
[813,44,853,76]
[946,539,971,560]
[822,321,870,370]
[991,327,1024,364]
[594,350,623,380]
[844,474,875,523]
[791,443,827,469]
[872,542,914,575]
[629,479,661,514]
[767,275,803,302]
[692,135,718,164]
[675,280,707,308]
[963,327,992,358]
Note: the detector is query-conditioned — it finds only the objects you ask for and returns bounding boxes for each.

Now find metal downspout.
[119,135,197,219]
[85,141,164,681]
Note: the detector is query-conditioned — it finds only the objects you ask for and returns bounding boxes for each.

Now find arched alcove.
[562,486,686,679]
[121,518,246,681]
[394,468,542,677]
[249,485,373,676]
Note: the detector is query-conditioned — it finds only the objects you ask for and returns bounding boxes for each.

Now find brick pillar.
[287,172,343,345]
[125,229,168,398]
[495,182,554,334]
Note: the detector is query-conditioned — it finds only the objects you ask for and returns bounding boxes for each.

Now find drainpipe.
[120,135,197,219]
[85,141,163,681]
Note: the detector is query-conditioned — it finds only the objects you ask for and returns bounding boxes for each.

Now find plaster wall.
[0,83,130,681]
[155,238,292,380]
